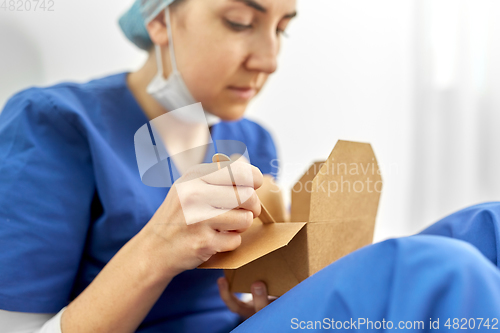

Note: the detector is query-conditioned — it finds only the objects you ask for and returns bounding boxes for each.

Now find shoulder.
[1,72,128,134]
[1,86,66,138]
[2,86,52,117]
[4,72,127,105]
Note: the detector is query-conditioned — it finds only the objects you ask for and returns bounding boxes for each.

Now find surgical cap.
[118,0,176,51]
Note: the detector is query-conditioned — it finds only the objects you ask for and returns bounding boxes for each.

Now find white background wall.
[1,0,497,242]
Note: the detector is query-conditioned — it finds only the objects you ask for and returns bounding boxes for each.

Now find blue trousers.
[233,202,500,332]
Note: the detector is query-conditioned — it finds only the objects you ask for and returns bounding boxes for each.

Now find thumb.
[251,281,269,312]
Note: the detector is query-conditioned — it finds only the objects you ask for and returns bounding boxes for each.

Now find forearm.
[61,230,176,333]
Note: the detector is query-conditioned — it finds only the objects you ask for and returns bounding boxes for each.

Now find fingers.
[251,281,269,312]
[204,209,254,233]
[191,161,263,189]
[198,184,261,217]
[238,190,262,218]
[174,172,261,226]
[218,277,254,319]
[218,277,273,320]
[211,230,242,252]
[217,277,243,313]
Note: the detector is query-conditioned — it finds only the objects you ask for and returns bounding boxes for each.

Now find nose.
[245,32,279,74]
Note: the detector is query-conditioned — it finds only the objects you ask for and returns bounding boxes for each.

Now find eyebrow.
[232,0,297,19]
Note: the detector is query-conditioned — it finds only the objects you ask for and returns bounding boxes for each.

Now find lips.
[227,86,257,100]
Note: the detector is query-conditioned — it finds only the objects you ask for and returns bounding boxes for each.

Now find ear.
[146,12,169,47]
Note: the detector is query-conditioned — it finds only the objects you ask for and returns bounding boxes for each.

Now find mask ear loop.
[165,6,178,73]
[154,6,177,79]
[154,43,163,78]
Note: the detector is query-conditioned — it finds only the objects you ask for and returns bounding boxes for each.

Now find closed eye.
[225,19,253,31]
[225,18,289,37]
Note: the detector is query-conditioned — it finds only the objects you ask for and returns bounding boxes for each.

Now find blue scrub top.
[0,72,279,332]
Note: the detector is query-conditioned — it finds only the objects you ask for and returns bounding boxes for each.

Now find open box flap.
[291,161,325,222]
[309,140,382,222]
[198,219,307,269]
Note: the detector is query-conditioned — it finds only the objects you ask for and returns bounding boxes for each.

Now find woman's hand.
[61,160,262,333]
[217,277,278,319]
[139,160,264,279]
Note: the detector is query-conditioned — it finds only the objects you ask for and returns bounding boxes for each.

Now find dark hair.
[171,0,187,8]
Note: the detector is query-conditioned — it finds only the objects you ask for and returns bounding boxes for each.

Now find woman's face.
[166,0,297,120]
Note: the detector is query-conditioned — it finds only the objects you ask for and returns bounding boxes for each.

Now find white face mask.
[147,6,220,126]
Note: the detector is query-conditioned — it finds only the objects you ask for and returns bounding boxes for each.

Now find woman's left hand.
[217,277,277,319]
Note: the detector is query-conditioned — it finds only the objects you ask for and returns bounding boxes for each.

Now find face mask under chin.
[146,6,220,126]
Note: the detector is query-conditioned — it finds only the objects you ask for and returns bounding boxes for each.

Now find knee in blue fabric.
[419,201,500,267]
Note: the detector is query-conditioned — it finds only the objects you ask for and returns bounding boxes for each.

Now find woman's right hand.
[139,160,264,278]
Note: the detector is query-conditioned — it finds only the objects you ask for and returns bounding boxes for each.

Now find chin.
[207,102,248,122]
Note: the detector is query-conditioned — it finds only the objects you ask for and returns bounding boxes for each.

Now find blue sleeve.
[0,88,94,313]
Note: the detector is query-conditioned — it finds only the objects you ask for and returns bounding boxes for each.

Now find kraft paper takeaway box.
[198,140,383,296]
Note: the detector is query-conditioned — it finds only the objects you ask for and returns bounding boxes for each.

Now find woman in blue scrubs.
[1,0,500,332]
